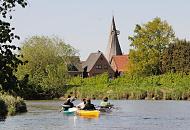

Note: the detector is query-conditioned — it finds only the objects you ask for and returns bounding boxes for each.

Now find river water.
[0,100,190,130]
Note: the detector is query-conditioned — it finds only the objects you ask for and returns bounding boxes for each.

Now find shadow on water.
[0,116,6,122]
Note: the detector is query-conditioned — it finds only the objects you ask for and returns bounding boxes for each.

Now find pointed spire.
[106,16,122,63]
[112,16,116,31]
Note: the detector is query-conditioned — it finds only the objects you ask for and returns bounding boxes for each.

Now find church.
[81,16,129,77]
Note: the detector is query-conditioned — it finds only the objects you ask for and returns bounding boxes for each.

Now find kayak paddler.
[76,98,86,110]
[100,97,112,108]
[82,98,96,110]
[63,95,74,111]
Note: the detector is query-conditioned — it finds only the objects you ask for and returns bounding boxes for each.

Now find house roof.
[111,55,128,72]
[82,52,102,72]
[83,51,113,73]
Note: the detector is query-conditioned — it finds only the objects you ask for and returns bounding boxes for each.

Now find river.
[0,100,190,130]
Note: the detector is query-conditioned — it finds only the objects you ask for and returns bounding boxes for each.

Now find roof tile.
[111,55,128,72]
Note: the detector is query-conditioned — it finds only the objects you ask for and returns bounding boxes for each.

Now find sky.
[11,0,190,60]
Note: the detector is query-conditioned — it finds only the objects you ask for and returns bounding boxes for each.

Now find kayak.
[62,107,78,115]
[98,107,112,112]
[76,110,100,117]
[61,104,71,108]
[63,110,74,115]
[97,104,114,112]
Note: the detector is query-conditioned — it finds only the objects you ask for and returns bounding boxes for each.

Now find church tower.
[105,16,122,63]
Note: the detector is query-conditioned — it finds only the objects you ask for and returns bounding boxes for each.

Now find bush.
[65,73,190,100]
[0,93,27,116]
[0,98,8,117]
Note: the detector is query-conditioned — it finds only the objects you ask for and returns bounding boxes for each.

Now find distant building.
[105,16,122,63]
[82,16,129,78]
[82,51,114,77]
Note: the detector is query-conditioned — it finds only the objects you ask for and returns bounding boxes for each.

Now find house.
[110,55,129,76]
[82,51,114,77]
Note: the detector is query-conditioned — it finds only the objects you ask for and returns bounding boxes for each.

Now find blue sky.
[11,0,190,60]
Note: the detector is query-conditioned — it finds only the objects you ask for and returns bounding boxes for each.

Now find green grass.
[66,73,190,100]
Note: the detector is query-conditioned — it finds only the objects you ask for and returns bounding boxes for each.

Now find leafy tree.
[16,36,78,98]
[128,17,175,76]
[162,39,190,74]
[0,0,27,92]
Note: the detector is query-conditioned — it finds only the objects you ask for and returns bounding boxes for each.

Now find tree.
[16,36,78,98]
[128,17,175,76]
[0,0,27,92]
[162,39,190,74]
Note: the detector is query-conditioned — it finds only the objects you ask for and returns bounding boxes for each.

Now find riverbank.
[0,93,27,118]
[66,73,190,100]
[14,73,190,100]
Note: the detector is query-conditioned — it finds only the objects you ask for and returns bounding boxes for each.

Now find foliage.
[0,98,7,117]
[0,0,27,92]
[128,17,175,76]
[16,36,78,99]
[162,39,190,74]
[0,92,26,116]
[65,73,190,100]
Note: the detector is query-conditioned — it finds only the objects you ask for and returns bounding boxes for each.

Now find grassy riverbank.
[66,73,190,100]
[0,93,27,117]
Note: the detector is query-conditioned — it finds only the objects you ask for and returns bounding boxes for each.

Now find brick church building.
[82,17,129,77]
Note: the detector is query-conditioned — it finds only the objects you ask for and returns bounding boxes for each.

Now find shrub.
[0,93,27,116]
[65,73,190,100]
[0,98,8,117]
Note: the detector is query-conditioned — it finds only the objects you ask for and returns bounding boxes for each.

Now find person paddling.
[100,97,112,108]
[76,98,86,110]
[82,98,96,110]
[63,95,74,111]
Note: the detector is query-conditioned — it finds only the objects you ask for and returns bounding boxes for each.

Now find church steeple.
[106,16,122,63]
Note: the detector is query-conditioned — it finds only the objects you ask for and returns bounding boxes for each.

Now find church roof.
[106,16,122,63]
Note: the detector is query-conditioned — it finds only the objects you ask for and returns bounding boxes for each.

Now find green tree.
[0,0,27,92]
[162,39,190,74]
[128,17,175,76]
[16,36,78,98]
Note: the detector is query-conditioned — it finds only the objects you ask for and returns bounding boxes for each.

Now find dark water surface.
[0,100,190,130]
